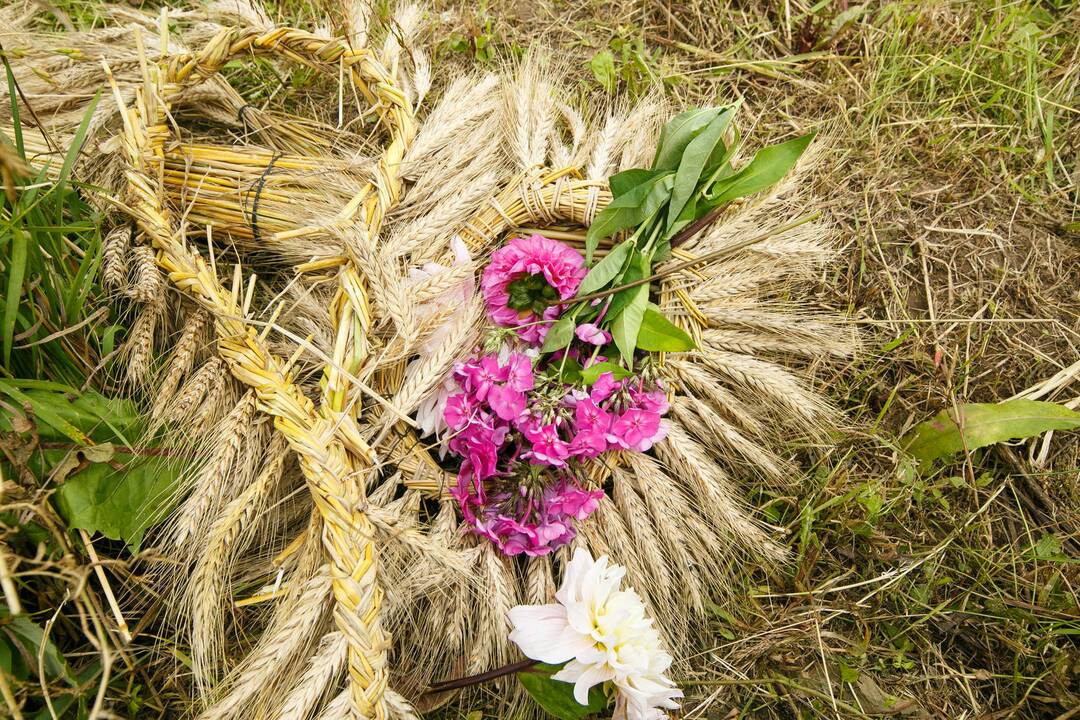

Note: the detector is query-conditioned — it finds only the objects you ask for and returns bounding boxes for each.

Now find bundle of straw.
[2,3,857,717]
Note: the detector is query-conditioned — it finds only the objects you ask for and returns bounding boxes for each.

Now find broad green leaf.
[53,455,184,552]
[589,50,616,92]
[610,283,649,369]
[0,380,90,445]
[541,314,578,353]
[580,361,634,385]
[667,107,735,229]
[903,399,1080,469]
[705,133,813,207]
[652,107,723,171]
[579,240,634,295]
[602,251,650,320]
[518,663,608,720]
[608,168,660,198]
[0,384,140,446]
[661,184,718,248]
[585,172,673,261]
[636,307,696,352]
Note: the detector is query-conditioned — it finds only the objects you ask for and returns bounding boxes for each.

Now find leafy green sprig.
[541,105,813,367]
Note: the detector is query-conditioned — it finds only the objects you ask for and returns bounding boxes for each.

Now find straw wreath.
[1,2,857,717]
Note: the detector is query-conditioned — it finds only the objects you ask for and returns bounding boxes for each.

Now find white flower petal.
[507,604,577,664]
[553,660,615,705]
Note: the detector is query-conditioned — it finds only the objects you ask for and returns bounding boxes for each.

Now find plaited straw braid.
[105,26,416,719]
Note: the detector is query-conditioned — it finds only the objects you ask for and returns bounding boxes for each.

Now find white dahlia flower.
[508,549,682,720]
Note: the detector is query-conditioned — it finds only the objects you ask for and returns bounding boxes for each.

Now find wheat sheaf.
[0,1,856,717]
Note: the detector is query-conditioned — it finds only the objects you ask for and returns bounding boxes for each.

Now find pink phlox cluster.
[443,354,667,556]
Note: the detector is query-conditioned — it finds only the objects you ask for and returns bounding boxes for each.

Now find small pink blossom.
[457,355,508,401]
[452,471,602,557]
[590,372,621,403]
[609,409,664,453]
[575,323,611,346]
[523,420,571,467]
[569,429,608,458]
[574,398,611,434]
[505,353,536,392]
[630,385,669,415]
[488,384,527,421]
[443,393,478,430]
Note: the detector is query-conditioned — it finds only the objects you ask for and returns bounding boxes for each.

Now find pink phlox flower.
[522,419,571,467]
[453,474,600,556]
[630,385,670,416]
[446,411,506,481]
[456,354,508,401]
[608,409,664,453]
[488,384,527,422]
[443,392,478,430]
[504,352,536,392]
[590,372,622,403]
[575,323,612,346]
[544,482,603,521]
[574,398,611,433]
[568,430,608,458]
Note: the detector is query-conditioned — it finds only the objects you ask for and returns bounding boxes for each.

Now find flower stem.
[570,211,821,304]
[424,658,539,695]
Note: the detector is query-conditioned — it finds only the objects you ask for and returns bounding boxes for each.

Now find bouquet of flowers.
[421,104,812,719]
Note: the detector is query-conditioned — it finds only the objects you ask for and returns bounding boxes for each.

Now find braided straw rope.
[107,25,417,719]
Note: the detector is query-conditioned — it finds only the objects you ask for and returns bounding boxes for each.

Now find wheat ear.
[109,25,420,717]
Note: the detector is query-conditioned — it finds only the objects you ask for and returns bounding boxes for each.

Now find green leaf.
[705,133,813,207]
[0,380,91,445]
[652,107,723,171]
[0,384,140,446]
[585,173,673,262]
[579,240,634,295]
[610,283,649,369]
[56,90,100,189]
[52,455,184,552]
[580,361,634,385]
[518,663,608,720]
[839,660,861,684]
[603,251,650,320]
[667,107,735,229]
[556,357,584,384]
[2,228,29,367]
[540,314,578,353]
[589,49,617,92]
[5,58,23,158]
[903,399,1080,469]
[0,608,68,682]
[608,168,660,198]
[636,307,696,352]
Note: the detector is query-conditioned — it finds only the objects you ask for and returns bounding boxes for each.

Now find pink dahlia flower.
[481,235,587,344]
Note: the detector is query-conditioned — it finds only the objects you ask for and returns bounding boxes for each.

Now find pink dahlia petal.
[480,235,587,345]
